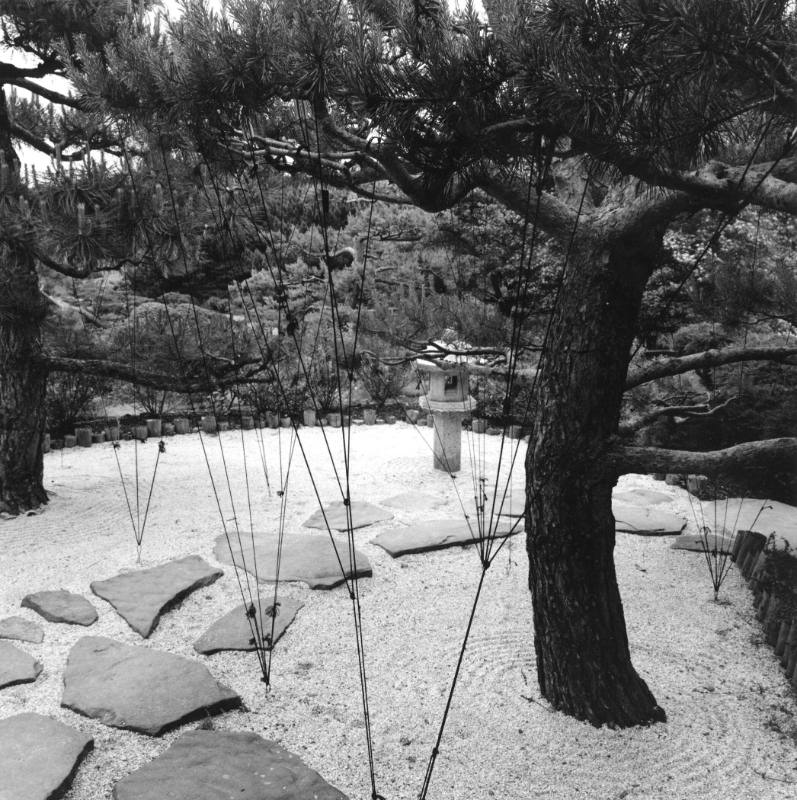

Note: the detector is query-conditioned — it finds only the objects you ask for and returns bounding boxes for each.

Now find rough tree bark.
[0,91,49,514]
[0,252,49,514]
[526,231,666,727]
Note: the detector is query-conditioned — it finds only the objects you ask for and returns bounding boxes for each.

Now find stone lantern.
[416,339,475,472]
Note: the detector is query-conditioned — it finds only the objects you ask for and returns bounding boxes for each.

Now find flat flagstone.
[380,492,449,511]
[0,713,93,800]
[302,500,393,530]
[61,636,241,736]
[671,532,735,555]
[698,498,797,550]
[0,641,42,689]
[371,519,522,557]
[0,615,44,644]
[214,533,371,590]
[21,590,97,626]
[613,489,673,506]
[613,503,686,536]
[194,599,304,654]
[90,555,223,638]
[112,729,348,800]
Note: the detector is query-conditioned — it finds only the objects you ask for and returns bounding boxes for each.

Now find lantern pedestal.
[416,357,474,474]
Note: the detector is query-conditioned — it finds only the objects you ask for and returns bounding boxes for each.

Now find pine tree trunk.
[526,235,666,727]
[0,251,49,514]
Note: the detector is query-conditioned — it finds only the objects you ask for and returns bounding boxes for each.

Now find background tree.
[0,0,157,512]
[47,0,797,727]
[65,0,797,728]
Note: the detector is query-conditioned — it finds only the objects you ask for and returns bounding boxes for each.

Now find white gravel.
[1,423,796,800]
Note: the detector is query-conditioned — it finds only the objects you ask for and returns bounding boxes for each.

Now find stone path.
[612,503,686,536]
[112,729,348,800]
[302,500,393,530]
[214,532,371,589]
[61,636,241,735]
[372,519,521,557]
[194,599,304,654]
[90,555,223,637]
[21,590,97,626]
[0,713,93,800]
[696,497,797,549]
[0,642,42,690]
[381,491,449,511]
[671,531,735,554]
[0,615,44,643]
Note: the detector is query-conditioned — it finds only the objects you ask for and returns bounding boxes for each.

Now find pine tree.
[27,0,797,727]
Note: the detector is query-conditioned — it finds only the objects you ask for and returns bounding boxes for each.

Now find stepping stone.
[371,519,522,557]
[302,500,393,531]
[90,555,223,638]
[21,590,97,626]
[613,489,672,506]
[612,503,686,536]
[0,713,93,800]
[214,533,371,590]
[381,492,449,511]
[112,729,347,800]
[671,532,735,555]
[61,636,241,736]
[0,642,43,689]
[483,478,528,519]
[193,599,304,655]
[698,498,797,550]
[0,615,44,644]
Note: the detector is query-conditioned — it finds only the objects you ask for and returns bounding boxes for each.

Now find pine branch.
[619,396,738,436]
[7,78,82,109]
[610,437,797,477]
[626,345,797,389]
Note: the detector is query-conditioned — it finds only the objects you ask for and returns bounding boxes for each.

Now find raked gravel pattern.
[1,423,796,800]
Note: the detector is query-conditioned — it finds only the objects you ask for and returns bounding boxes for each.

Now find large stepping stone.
[194,599,304,655]
[612,504,686,536]
[371,519,522,557]
[0,615,44,644]
[0,713,93,800]
[302,500,393,531]
[214,533,371,590]
[671,532,735,555]
[482,477,528,519]
[613,489,673,506]
[0,642,42,689]
[21,590,97,626]
[698,498,797,549]
[61,636,241,735]
[381,492,449,511]
[90,555,223,638]
[112,729,347,800]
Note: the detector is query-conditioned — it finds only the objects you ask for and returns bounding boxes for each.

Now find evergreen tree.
[24,0,797,728]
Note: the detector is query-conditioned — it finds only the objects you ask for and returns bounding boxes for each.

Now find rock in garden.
[112,729,348,800]
[61,636,241,736]
[214,533,371,590]
[21,590,97,626]
[302,500,393,530]
[0,642,42,689]
[612,489,673,506]
[612,504,686,536]
[90,555,223,638]
[671,532,735,555]
[0,615,44,644]
[0,713,93,800]
[371,519,522,557]
[699,498,797,550]
[193,599,304,655]
[381,492,449,511]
